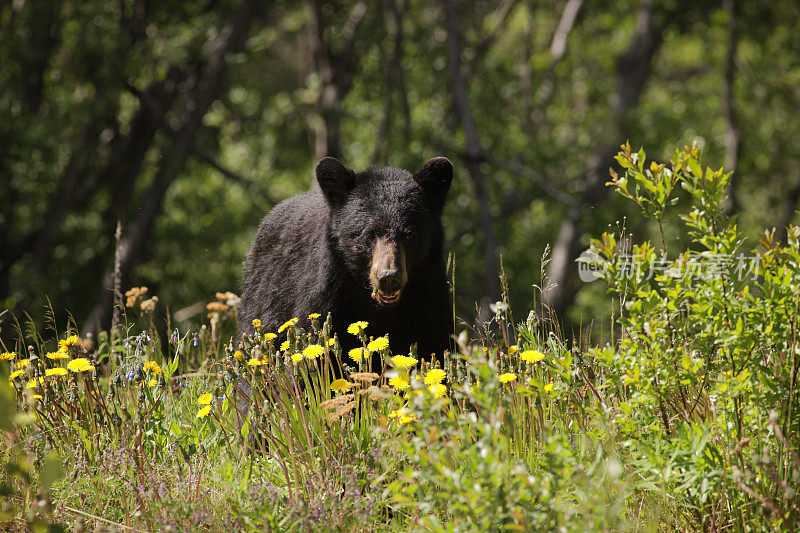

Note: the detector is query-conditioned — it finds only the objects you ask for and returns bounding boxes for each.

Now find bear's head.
[316,156,453,307]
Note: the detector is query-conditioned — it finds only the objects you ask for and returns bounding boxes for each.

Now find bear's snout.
[370,237,407,306]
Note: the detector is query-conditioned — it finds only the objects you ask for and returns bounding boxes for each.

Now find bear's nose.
[378,270,402,293]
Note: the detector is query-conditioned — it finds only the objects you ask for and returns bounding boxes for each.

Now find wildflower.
[140,296,159,313]
[348,348,367,362]
[330,379,353,392]
[508,345,519,355]
[347,321,369,335]
[46,350,68,360]
[327,338,335,346]
[278,317,298,333]
[429,383,447,399]
[197,393,213,405]
[264,333,277,341]
[206,302,229,313]
[148,379,157,387]
[399,414,417,425]
[233,350,244,361]
[58,335,80,351]
[8,369,24,382]
[302,344,325,360]
[350,372,380,383]
[67,358,95,373]
[26,378,44,389]
[31,394,42,400]
[247,358,262,367]
[391,355,418,369]
[520,350,545,363]
[308,313,321,320]
[544,383,554,393]
[499,372,517,383]
[0,352,15,360]
[389,376,410,391]
[196,406,211,418]
[280,340,291,351]
[45,368,67,377]
[367,336,390,352]
[142,361,162,374]
[17,359,30,368]
[251,319,262,330]
[388,407,409,418]
[291,353,304,364]
[424,369,446,385]
[125,286,148,308]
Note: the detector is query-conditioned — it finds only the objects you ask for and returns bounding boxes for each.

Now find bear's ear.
[413,157,453,197]
[316,157,355,206]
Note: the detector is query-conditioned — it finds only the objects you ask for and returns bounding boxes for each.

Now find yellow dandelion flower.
[543,383,554,393]
[25,378,41,389]
[197,393,213,405]
[247,358,262,367]
[330,379,353,392]
[280,340,291,351]
[46,350,69,360]
[347,321,369,335]
[520,350,545,363]
[389,376,409,391]
[424,369,446,385]
[252,318,262,329]
[398,414,417,425]
[148,379,157,387]
[429,383,447,399]
[264,333,277,341]
[508,345,518,355]
[0,352,15,360]
[291,353,304,364]
[233,350,244,361]
[142,361,162,374]
[388,408,406,418]
[58,335,80,351]
[327,338,335,346]
[391,355,418,369]
[498,372,516,383]
[45,368,67,377]
[8,369,25,381]
[67,358,95,373]
[348,347,367,362]
[31,394,43,400]
[277,317,298,333]
[367,336,390,352]
[308,313,321,320]
[196,406,211,418]
[302,344,325,360]
[17,358,30,368]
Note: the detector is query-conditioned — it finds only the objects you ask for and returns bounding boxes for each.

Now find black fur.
[238,157,454,362]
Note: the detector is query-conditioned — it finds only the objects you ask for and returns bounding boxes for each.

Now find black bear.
[238,156,454,363]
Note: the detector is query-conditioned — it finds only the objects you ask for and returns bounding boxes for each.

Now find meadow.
[2,145,798,531]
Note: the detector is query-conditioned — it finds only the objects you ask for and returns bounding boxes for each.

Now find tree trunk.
[82,0,263,335]
[542,0,666,320]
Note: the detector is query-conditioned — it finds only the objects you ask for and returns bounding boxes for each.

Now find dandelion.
[399,414,417,425]
[17,358,30,368]
[247,358,262,367]
[327,338,335,346]
[142,361,162,374]
[348,347,367,362]
[388,407,410,418]
[367,336,390,352]
[290,353,304,364]
[31,394,42,400]
[46,350,68,360]
[520,350,545,363]
[26,378,44,389]
[424,369,446,385]
[0,352,15,360]
[429,383,447,399]
[148,379,157,387]
[196,406,211,418]
[389,376,410,391]
[508,345,519,355]
[45,368,67,377]
[67,358,95,373]
[58,335,80,351]
[330,379,353,392]
[233,350,244,361]
[278,317,299,333]
[302,344,325,360]
[264,333,277,341]
[391,355,418,369]
[280,340,291,351]
[347,321,369,335]
[8,369,24,382]
[499,372,517,383]
[544,383,554,393]
[308,313,321,320]
[252,318,262,329]
[197,393,213,405]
